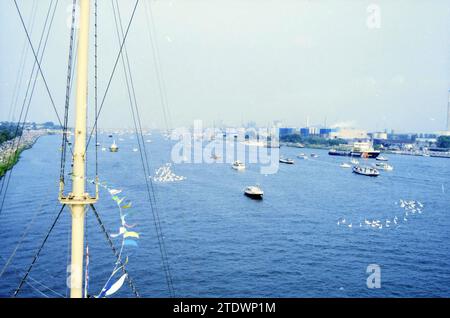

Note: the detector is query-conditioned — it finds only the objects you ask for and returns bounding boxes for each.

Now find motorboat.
[244,186,264,200]
[297,154,308,160]
[232,160,245,170]
[310,153,319,158]
[352,165,379,177]
[109,141,119,152]
[375,162,393,171]
[279,158,295,164]
[340,162,351,168]
[376,156,388,161]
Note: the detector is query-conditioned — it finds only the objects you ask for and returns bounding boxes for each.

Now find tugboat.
[232,160,245,170]
[279,158,295,164]
[352,165,379,177]
[109,140,119,152]
[244,186,264,200]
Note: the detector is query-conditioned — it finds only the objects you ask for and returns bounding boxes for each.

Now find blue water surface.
[0,133,449,297]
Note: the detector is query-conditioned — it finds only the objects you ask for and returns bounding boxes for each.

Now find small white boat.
[376,156,388,161]
[279,158,295,164]
[244,185,264,200]
[352,165,379,177]
[109,141,119,152]
[297,154,308,160]
[232,160,245,170]
[310,153,319,158]
[375,162,393,171]
[350,158,359,165]
[340,163,351,168]
[133,148,138,152]
[101,147,107,152]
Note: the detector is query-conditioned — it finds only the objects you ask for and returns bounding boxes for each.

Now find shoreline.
[0,130,48,178]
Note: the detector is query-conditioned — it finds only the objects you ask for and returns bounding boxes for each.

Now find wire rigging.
[89,204,140,297]
[143,0,173,131]
[13,0,65,128]
[60,0,78,188]
[85,0,140,151]
[111,0,175,297]
[0,0,59,216]
[13,205,66,297]
[7,0,38,122]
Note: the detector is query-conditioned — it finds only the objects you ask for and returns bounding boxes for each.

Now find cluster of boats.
[339,156,393,177]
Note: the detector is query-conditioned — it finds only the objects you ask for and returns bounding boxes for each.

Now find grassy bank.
[0,149,22,179]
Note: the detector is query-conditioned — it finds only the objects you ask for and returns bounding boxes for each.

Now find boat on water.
[310,153,319,158]
[297,154,308,160]
[350,141,380,159]
[329,142,380,159]
[375,162,393,171]
[328,149,350,156]
[133,148,138,152]
[376,156,388,161]
[352,165,379,177]
[109,141,119,152]
[232,160,245,170]
[244,186,264,200]
[350,158,359,165]
[279,158,295,164]
[340,162,351,168]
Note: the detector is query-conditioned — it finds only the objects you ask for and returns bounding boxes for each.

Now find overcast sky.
[1,0,449,132]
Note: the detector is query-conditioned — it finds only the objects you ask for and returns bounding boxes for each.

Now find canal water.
[0,133,449,297]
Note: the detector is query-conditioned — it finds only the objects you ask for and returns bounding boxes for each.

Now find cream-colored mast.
[60,0,97,298]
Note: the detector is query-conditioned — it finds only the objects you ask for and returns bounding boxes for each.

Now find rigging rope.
[13,0,65,128]
[111,0,175,297]
[0,0,59,216]
[13,204,66,297]
[0,183,55,279]
[7,0,38,122]
[85,0,140,151]
[60,0,78,187]
[89,204,140,298]
[143,0,173,131]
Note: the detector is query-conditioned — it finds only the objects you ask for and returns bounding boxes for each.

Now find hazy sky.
[1,0,449,132]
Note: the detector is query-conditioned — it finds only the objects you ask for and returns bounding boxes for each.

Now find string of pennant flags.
[88,179,140,298]
[337,199,425,230]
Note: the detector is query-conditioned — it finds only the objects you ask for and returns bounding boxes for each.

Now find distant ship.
[109,141,119,152]
[329,141,380,159]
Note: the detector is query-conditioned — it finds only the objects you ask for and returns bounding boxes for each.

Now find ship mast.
[59,0,97,298]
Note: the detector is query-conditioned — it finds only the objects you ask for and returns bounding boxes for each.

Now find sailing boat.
[109,140,119,152]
